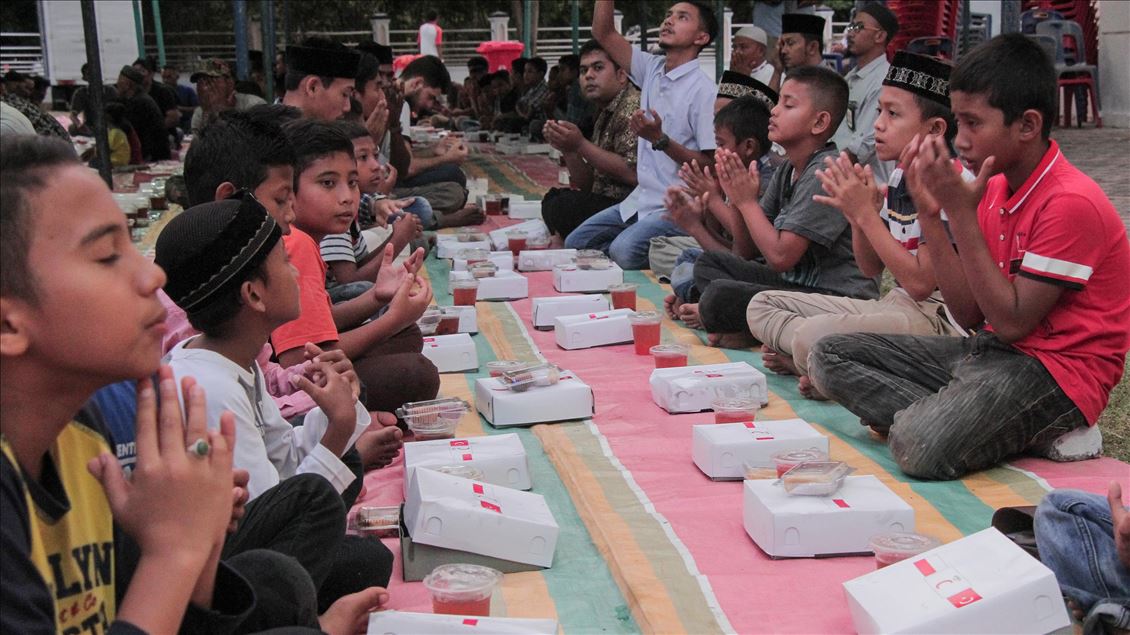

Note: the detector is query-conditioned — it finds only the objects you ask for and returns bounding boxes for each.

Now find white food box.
[450,270,528,301]
[518,248,576,272]
[404,467,559,567]
[742,475,915,558]
[421,333,479,373]
[650,362,769,413]
[692,419,830,480]
[523,143,553,154]
[474,371,594,427]
[437,235,491,259]
[531,295,610,329]
[489,220,549,251]
[452,251,514,272]
[843,528,1071,635]
[403,433,531,495]
[446,305,478,334]
[508,200,542,220]
[553,309,634,350]
[466,177,489,199]
[552,263,624,293]
[368,611,558,635]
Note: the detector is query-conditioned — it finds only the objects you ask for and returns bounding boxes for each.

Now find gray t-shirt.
[759,143,878,299]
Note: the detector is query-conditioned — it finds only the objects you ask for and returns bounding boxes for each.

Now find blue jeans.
[670,248,703,302]
[564,204,687,270]
[1035,490,1130,634]
[399,162,466,188]
[396,196,435,231]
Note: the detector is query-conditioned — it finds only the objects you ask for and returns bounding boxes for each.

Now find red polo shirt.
[978,140,1130,424]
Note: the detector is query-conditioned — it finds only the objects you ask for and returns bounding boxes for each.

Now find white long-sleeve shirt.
[165,338,370,499]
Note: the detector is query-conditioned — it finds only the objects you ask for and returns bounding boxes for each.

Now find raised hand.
[371,243,402,302]
[290,359,358,428]
[715,149,760,208]
[679,159,721,200]
[630,108,664,143]
[375,163,398,196]
[363,90,390,143]
[908,133,994,221]
[302,342,360,400]
[543,119,584,153]
[663,185,707,232]
[813,152,884,225]
[386,273,433,330]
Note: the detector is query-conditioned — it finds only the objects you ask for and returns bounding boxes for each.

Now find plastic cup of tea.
[628,311,662,355]
[771,448,829,477]
[650,344,689,368]
[423,564,502,617]
[525,234,550,250]
[869,532,942,569]
[486,360,526,377]
[484,195,502,215]
[436,307,462,335]
[712,397,760,423]
[451,279,479,306]
[506,230,528,256]
[608,282,638,311]
[499,195,511,213]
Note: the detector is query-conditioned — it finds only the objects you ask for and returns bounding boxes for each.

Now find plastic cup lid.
[423,563,502,598]
[608,282,639,291]
[771,448,828,463]
[869,531,942,555]
[650,344,689,355]
[712,396,759,409]
[628,310,661,323]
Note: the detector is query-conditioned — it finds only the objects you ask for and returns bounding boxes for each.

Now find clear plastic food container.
[425,464,486,481]
[417,307,442,335]
[770,448,829,477]
[396,397,469,438]
[468,261,498,278]
[486,360,526,377]
[456,228,489,243]
[780,461,855,496]
[870,531,942,569]
[574,249,610,270]
[456,248,490,264]
[350,505,400,537]
[498,362,561,392]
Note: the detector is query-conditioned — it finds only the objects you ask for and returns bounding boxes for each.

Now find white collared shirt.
[750,60,774,85]
[621,48,717,222]
[165,338,371,500]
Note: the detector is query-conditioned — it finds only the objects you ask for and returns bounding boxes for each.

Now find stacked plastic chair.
[1022,0,1098,65]
[1037,19,1102,127]
[887,0,961,55]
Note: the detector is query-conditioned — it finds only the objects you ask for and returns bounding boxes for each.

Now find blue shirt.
[622,49,716,222]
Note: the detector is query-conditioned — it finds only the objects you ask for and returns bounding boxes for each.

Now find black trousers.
[541,187,622,240]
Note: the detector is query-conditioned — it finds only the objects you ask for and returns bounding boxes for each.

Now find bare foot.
[436,204,486,228]
[548,233,565,249]
[678,302,704,329]
[863,419,890,441]
[798,375,828,400]
[706,331,757,349]
[356,425,404,470]
[664,294,682,320]
[761,345,798,375]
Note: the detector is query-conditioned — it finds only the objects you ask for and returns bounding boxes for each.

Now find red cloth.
[271,229,340,356]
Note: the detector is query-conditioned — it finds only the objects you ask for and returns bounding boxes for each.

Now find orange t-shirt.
[271,229,339,355]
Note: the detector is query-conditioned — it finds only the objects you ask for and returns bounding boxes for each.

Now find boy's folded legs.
[225,550,322,633]
[317,536,395,614]
[353,350,440,413]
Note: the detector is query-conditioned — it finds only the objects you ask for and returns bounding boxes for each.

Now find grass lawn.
[1100,360,1130,463]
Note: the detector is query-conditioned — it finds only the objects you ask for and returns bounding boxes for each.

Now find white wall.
[1098,0,1130,127]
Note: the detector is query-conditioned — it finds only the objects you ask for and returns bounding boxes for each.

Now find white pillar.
[1098,0,1130,127]
[614,10,624,35]
[489,11,510,42]
[370,12,390,45]
[723,7,733,71]
[815,5,835,49]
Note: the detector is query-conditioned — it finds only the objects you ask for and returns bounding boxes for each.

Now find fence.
[0,32,45,75]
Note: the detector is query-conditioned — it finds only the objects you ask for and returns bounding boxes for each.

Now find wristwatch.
[651,134,670,152]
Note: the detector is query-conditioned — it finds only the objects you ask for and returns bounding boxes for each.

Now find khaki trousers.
[746,287,960,375]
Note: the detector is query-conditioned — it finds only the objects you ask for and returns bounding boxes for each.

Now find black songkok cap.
[856,3,900,40]
[356,41,394,66]
[883,51,953,107]
[717,70,778,111]
[156,192,281,314]
[286,42,361,79]
[782,13,826,39]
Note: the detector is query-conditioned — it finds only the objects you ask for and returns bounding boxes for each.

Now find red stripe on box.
[450,440,469,447]
[463,618,478,625]
[947,588,983,608]
[743,422,756,428]
[481,500,502,513]
[833,499,849,508]
[462,453,473,461]
[914,559,936,576]
[473,483,484,495]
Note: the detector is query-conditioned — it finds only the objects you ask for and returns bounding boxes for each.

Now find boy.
[564,0,717,270]
[686,65,878,347]
[661,95,773,317]
[275,118,440,414]
[2,135,256,633]
[809,34,1130,479]
[747,51,966,399]
[320,119,421,296]
[542,39,641,244]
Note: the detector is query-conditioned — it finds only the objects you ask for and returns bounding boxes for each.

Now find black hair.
[184,253,272,338]
[0,136,79,303]
[783,65,848,135]
[558,54,580,73]
[104,101,133,134]
[715,96,771,159]
[511,57,527,74]
[401,55,452,91]
[478,73,495,88]
[912,94,957,147]
[281,118,356,191]
[686,1,718,48]
[426,11,438,21]
[579,39,620,70]
[527,56,548,77]
[950,33,1057,139]
[334,119,369,141]
[345,97,364,121]
[184,106,296,207]
[467,56,489,73]
[355,52,380,92]
[132,56,158,73]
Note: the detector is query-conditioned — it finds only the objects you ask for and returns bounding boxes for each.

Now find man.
[731,25,774,85]
[69,63,118,136]
[564,1,717,270]
[418,11,443,60]
[190,58,267,133]
[115,65,168,160]
[163,64,198,132]
[831,2,897,180]
[496,57,550,133]
[772,13,825,91]
[0,71,69,141]
[3,70,32,99]
[282,38,361,122]
[542,39,641,242]
[133,57,181,138]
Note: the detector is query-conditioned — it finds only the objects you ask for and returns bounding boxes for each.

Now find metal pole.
[151,0,166,67]
[81,0,112,186]
[233,0,250,81]
[523,0,533,57]
[262,0,276,103]
[638,0,647,51]
[715,0,724,79]
[281,0,290,48]
[571,0,580,54]
[959,0,971,59]
[132,0,146,58]
[1001,0,1021,34]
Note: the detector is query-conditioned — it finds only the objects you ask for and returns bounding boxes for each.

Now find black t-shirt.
[121,94,170,161]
